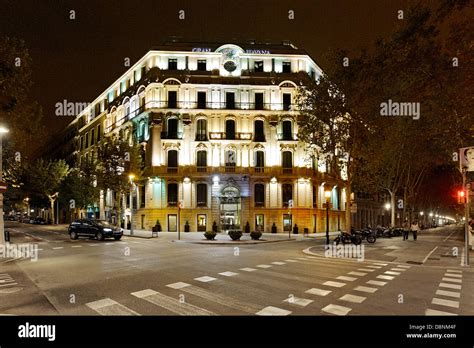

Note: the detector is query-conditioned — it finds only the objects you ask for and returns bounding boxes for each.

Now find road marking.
[181,286,260,313]
[305,256,318,259]
[372,262,387,266]
[441,277,462,284]
[354,286,378,294]
[323,281,346,288]
[283,297,313,307]
[166,282,191,289]
[339,294,366,304]
[366,265,382,269]
[131,289,214,315]
[105,243,113,245]
[271,262,286,265]
[460,247,465,266]
[219,271,238,277]
[439,283,462,290]
[425,308,457,316]
[71,246,82,248]
[431,298,459,309]
[337,276,357,282]
[52,247,64,250]
[240,268,257,272]
[256,306,292,316]
[321,304,352,316]
[86,298,139,316]
[397,265,411,269]
[422,246,438,264]
[348,271,367,277]
[295,257,308,260]
[284,259,299,263]
[443,230,457,242]
[256,264,272,269]
[366,280,387,286]
[0,279,14,283]
[0,283,18,287]
[305,288,332,296]
[358,268,375,272]
[444,273,462,278]
[435,289,460,298]
[391,268,406,272]
[384,271,400,276]
[376,275,394,280]
[89,244,100,247]
[194,276,217,283]
[446,269,462,274]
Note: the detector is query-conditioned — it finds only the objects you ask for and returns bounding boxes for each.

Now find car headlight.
[103,228,112,232]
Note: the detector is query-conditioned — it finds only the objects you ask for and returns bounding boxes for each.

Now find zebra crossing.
[425,269,463,316]
[80,256,419,316]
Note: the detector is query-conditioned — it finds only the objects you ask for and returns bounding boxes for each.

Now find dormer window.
[282,61,291,73]
[168,58,178,70]
[254,61,264,72]
[197,59,207,71]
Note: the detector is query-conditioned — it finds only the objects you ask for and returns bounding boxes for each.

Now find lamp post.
[24,197,30,217]
[128,174,135,236]
[324,190,331,245]
[0,126,9,246]
[384,203,391,227]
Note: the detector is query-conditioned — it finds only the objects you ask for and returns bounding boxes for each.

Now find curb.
[172,238,297,245]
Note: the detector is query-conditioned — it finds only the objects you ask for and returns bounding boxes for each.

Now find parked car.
[21,217,31,223]
[32,217,46,225]
[5,216,16,221]
[68,219,123,241]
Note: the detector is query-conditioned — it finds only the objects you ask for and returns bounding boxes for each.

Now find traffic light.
[457,190,466,204]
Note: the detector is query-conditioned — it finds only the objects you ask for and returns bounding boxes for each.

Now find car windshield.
[93,220,114,228]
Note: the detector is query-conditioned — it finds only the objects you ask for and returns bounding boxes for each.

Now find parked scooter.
[333,229,362,245]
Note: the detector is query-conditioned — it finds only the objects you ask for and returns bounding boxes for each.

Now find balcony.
[195,134,208,141]
[167,167,178,174]
[197,166,208,173]
[254,167,265,173]
[277,132,298,141]
[142,100,297,111]
[161,131,183,140]
[209,132,253,140]
[282,168,293,174]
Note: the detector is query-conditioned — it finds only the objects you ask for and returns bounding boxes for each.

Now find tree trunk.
[390,191,396,227]
[49,197,55,225]
[345,180,352,232]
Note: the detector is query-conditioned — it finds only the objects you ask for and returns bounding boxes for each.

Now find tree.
[28,159,69,224]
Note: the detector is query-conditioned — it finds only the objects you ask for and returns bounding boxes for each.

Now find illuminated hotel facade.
[74,41,347,233]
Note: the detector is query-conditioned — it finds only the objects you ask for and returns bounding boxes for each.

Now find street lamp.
[324,190,331,244]
[128,174,135,236]
[0,126,9,246]
[24,197,30,217]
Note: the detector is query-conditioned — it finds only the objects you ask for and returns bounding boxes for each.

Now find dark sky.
[2,0,415,142]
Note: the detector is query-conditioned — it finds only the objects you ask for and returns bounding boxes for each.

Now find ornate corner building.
[73,41,347,233]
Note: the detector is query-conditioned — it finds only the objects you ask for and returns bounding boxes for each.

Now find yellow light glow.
[324,190,331,199]
[129,174,135,181]
[0,126,9,133]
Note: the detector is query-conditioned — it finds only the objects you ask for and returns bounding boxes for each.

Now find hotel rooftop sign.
[191,47,271,54]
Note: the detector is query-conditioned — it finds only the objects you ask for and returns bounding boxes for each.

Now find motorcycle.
[358,228,376,243]
[333,230,362,245]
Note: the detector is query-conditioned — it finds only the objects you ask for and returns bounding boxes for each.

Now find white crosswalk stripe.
[376,275,394,280]
[284,297,313,307]
[194,276,217,283]
[439,282,462,290]
[431,298,459,309]
[322,304,352,316]
[384,271,400,276]
[425,308,457,316]
[366,280,387,286]
[305,288,331,296]
[339,294,366,304]
[86,298,139,316]
[256,306,291,316]
[444,273,462,278]
[396,265,411,269]
[257,264,272,269]
[348,271,367,277]
[358,268,375,272]
[441,277,462,284]
[284,259,299,263]
[446,269,462,273]
[354,286,378,294]
[323,281,346,288]
[337,276,357,282]
[131,289,214,315]
[240,267,257,272]
[166,282,191,289]
[435,289,460,298]
[271,262,286,265]
[219,272,238,277]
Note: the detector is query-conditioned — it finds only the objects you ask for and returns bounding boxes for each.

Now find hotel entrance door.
[219,186,241,232]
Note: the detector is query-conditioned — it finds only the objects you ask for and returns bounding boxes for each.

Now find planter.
[250,231,262,240]
[204,231,216,240]
[244,222,250,233]
[152,226,158,232]
[271,223,277,234]
[228,230,242,241]
[184,222,190,232]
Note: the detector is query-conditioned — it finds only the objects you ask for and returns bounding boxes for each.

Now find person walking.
[403,220,410,240]
[411,221,420,241]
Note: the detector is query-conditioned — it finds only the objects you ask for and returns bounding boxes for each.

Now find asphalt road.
[1,222,472,316]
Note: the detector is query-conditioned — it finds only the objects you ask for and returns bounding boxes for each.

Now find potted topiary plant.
[271,222,277,234]
[250,231,262,240]
[156,220,162,232]
[228,230,242,241]
[245,221,250,233]
[204,231,216,240]
[184,220,190,232]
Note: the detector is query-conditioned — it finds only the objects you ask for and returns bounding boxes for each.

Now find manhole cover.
[0,287,24,294]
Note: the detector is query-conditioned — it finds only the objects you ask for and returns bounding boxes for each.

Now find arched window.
[225,119,235,140]
[167,183,178,206]
[254,120,265,142]
[166,118,179,139]
[254,184,265,207]
[282,120,293,140]
[196,119,207,141]
[282,151,293,173]
[196,150,207,171]
[282,183,293,207]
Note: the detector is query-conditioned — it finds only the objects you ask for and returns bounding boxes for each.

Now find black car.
[68,219,123,241]
[32,217,46,225]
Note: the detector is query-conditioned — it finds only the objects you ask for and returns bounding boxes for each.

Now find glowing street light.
[384,203,391,210]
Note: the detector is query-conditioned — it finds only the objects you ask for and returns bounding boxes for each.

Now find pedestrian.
[402,220,409,240]
[411,221,419,241]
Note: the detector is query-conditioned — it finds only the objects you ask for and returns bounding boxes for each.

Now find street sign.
[0,181,7,193]
[460,146,474,172]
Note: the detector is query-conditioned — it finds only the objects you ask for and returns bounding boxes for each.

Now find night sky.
[1,0,414,145]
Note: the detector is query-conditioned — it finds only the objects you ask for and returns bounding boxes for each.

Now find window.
[140,185,145,208]
[167,150,178,173]
[125,105,130,118]
[282,151,293,173]
[254,60,264,72]
[167,118,178,139]
[141,66,146,78]
[196,118,207,140]
[255,184,265,207]
[282,120,293,140]
[167,183,178,206]
[309,69,315,80]
[282,184,293,207]
[255,93,264,110]
[91,129,95,145]
[168,91,177,108]
[85,132,89,149]
[225,119,235,139]
[255,151,265,172]
[282,61,291,73]
[254,120,265,141]
[197,59,206,71]
[197,92,206,109]
[283,93,291,111]
[80,136,84,150]
[313,185,317,208]
[139,121,146,142]
[97,125,101,142]
[168,58,178,70]
[197,183,207,206]
[196,150,207,171]
[226,92,235,109]
[255,214,264,232]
